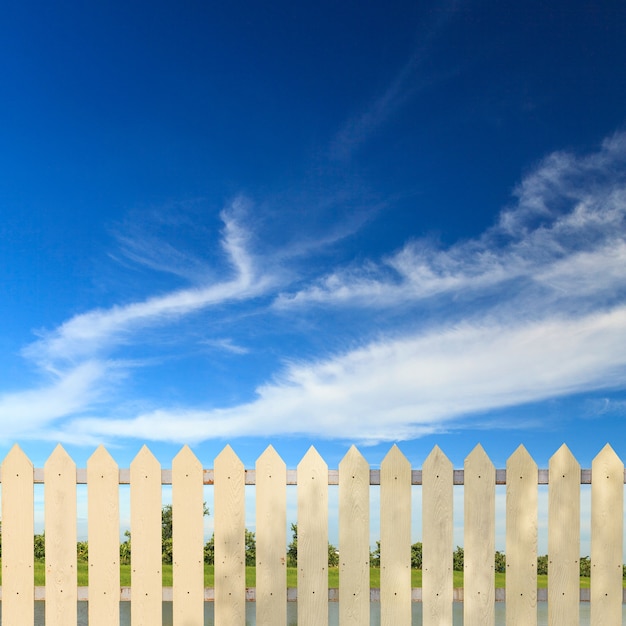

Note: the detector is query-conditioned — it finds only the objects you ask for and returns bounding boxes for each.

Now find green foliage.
[328,543,339,567]
[162,537,173,565]
[579,556,590,577]
[120,530,131,565]
[245,530,256,566]
[204,535,215,564]
[494,550,506,573]
[287,523,298,567]
[34,533,45,561]
[162,504,174,543]
[453,546,464,571]
[411,542,422,569]
[370,541,380,567]
[537,554,548,576]
[77,541,89,562]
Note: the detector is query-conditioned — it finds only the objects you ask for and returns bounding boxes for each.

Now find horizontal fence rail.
[0,443,624,626]
[9,468,625,485]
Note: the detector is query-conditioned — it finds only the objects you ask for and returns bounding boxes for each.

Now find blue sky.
[2,0,626,488]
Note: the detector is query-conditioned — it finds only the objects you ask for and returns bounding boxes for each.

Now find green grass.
[4,562,603,589]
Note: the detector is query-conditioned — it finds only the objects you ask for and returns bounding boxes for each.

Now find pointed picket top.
[592,443,623,476]
[173,443,202,472]
[87,444,118,475]
[465,443,494,473]
[549,444,579,478]
[298,445,327,474]
[131,444,160,472]
[2,442,33,474]
[506,444,537,478]
[256,444,286,475]
[423,444,453,474]
[215,443,244,472]
[339,445,368,475]
[45,443,76,475]
[381,443,410,476]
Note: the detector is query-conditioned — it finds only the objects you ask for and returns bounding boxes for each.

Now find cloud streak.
[24,202,271,368]
[67,305,626,443]
[9,132,626,446]
[277,133,626,313]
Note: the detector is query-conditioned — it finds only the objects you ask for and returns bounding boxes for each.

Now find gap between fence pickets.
[21,467,611,484]
[17,587,620,603]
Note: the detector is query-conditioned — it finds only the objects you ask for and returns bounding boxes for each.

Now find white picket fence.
[0,442,624,626]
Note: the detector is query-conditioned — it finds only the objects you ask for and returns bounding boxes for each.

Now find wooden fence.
[0,442,624,626]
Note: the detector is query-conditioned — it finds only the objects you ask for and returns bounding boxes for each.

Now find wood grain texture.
[506,445,537,626]
[298,447,329,626]
[130,445,162,626]
[548,444,579,626]
[45,444,77,626]
[423,445,453,626]
[172,445,204,626]
[464,444,495,626]
[88,445,120,626]
[256,445,287,626]
[1,444,34,625]
[380,445,411,626]
[339,445,370,626]
[591,444,624,626]
[215,445,246,626]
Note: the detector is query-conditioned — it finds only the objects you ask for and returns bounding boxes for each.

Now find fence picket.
[423,445,453,626]
[1,443,626,621]
[256,445,287,626]
[1,444,34,625]
[172,445,204,626]
[130,445,162,626]
[464,444,495,626]
[215,445,246,625]
[506,445,538,626]
[591,444,624,626]
[339,445,370,626]
[45,444,77,626]
[87,445,120,626]
[548,444,580,626]
[298,446,329,626]
[380,444,411,626]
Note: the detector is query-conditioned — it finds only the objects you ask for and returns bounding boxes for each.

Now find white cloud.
[23,202,271,368]
[276,133,626,311]
[203,338,250,355]
[8,133,626,446]
[67,305,626,444]
[0,361,109,440]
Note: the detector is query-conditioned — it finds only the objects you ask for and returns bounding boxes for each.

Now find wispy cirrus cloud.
[24,202,271,369]
[330,0,462,162]
[277,133,626,313]
[0,361,111,441]
[10,132,626,447]
[63,132,626,445]
[67,305,626,444]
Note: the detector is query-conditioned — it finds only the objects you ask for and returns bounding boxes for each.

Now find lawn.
[10,563,598,589]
